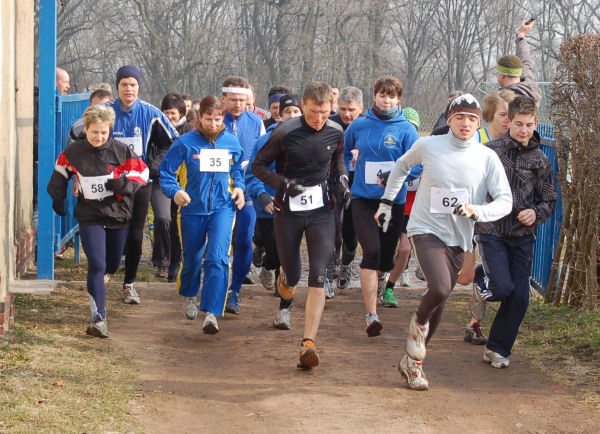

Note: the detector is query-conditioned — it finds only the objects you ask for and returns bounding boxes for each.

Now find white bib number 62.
[430,187,469,214]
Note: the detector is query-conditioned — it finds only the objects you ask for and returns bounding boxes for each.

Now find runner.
[471,96,557,368]
[107,65,178,305]
[246,94,303,330]
[47,105,148,337]
[220,76,265,314]
[376,94,513,389]
[252,82,348,369]
[344,77,420,336]
[159,95,245,334]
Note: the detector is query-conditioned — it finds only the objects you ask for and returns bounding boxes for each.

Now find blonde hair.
[482,89,516,123]
[83,104,116,129]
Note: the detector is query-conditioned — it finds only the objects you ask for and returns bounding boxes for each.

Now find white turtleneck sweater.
[381,131,512,251]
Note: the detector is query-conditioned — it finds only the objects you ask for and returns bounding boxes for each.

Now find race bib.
[199,149,230,172]
[289,185,324,211]
[406,177,421,192]
[365,161,395,184]
[79,173,113,200]
[118,136,143,157]
[430,187,469,214]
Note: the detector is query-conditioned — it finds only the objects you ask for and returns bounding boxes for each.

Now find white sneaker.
[406,313,428,361]
[273,308,291,330]
[399,269,411,287]
[483,348,510,368]
[182,296,198,320]
[259,267,276,291]
[365,312,383,337]
[377,272,389,298]
[324,278,335,299]
[202,312,219,334]
[399,354,429,390]
[122,283,140,304]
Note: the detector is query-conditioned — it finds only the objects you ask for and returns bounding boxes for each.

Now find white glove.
[454,202,479,221]
[374,200,393,232]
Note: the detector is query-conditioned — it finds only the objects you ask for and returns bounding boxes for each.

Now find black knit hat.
[278,93,302,116]
[116,65,141,89]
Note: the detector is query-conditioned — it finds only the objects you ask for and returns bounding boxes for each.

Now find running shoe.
[273,308,291,330]
[252,246,265,268]
[297,339,319,369]
[464,322,487,345]
[277,272,295,301]
[399,354,429,390]
[470,281,487,321]
[377,272,389,298]
[365,312,383,337]
[156,266,168,278]
[259,267,276,291]
[415,266,425,281]
[381,288,399,308]
[86,315,108,338]
[324,278,335,299]
[483,348,510,368]
[202,312,219,334]
[243,271,254,285]
[103,273,110,284]
[122,283,140,304]
[182,296,198,320]
[406,313,428,361]
[225,291,240,314]
[399,269,411,287]
[337,263,352,289]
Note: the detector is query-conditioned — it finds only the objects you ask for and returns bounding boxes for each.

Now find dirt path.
[111,272,598,433]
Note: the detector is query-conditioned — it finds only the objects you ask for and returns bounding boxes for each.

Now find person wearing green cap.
[494,20,541,105]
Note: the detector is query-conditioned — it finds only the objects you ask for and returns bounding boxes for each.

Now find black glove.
[337,175,352,209]
[257,192,273,210]
[378,171,391,187]
[52,199,66,217]
[105,176,128,194]
[282,179,306,198]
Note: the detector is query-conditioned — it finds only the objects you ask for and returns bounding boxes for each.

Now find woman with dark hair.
[159,95,245,334]
[161,93,194,135]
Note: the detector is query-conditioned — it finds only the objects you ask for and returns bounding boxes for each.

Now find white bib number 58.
[289,185,324,211]
[79,173,114,200]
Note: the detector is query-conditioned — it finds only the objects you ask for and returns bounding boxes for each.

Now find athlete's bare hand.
[72,180,80,197]
[517,208,536,226]
[518,19,535,38]
[231,188,245,210]
[174,190,191,207]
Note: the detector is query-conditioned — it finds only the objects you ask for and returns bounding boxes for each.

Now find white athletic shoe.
[337,263,352,289]
[377,272,389,298]
[406,313,428,361]
[202,312,219,334]
[259,267,276,291]
[122,283,140,304]
[182,296,198,320]
[324,278,335,299]
[273,308,291,330]
[399,269,411,287]
[365,312,383,337]
[399,354,429,390]
[483,348,510,368]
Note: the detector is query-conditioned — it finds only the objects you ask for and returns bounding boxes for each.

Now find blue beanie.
[116,65,141,88]
[268,93,285,107]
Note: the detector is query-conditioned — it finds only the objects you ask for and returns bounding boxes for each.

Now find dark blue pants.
[80,225,129,319]
[229,202,256,295]
[474,234,535,357]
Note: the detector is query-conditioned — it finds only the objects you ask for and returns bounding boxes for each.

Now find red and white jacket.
[47,138,149,228]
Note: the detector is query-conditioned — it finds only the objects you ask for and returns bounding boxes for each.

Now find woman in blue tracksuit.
[344,77,420,337]
[245,94,303,330]
[159,95,245,334]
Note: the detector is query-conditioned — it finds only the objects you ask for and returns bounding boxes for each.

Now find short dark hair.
[160,93,187,117]
[222,76,250,91]
[508,95,538,120]
[89,88,112,102]
[302,82,333,106]
[199,95,225,116]
[373,77,403,98]
[181,94,192,102]
[268,85,290,97]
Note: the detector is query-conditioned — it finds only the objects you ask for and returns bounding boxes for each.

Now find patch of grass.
[446,292,600,412]
[0,285,143,433]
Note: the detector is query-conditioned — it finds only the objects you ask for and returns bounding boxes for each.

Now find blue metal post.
[37,0,57,279]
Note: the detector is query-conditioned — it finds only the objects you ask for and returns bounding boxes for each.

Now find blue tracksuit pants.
[474,234,535,357]
[177,205,235,315]
[229,202,256,295]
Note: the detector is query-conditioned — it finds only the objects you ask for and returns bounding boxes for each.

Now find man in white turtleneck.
[375,94,513,390]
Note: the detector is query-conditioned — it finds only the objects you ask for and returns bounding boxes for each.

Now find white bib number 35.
[199,149,230,172]
[430,187,469,214]
[365,161,395,184]
[79,173,114,200]
[289,185,324,211]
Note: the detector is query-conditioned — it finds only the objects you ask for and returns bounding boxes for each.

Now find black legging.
[256,218,279,271]
[273,208,334,288]
[124,182,152,284]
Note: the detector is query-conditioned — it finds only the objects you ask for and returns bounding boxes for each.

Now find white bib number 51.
[430,187,469,214]
[289,185,324,211]
[199,148,230,172]
[79,173,114,200]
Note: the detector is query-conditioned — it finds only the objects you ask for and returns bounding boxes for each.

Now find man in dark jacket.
[471,96,557,369]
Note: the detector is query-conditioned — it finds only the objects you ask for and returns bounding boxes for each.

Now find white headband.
[222,87,252,96]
